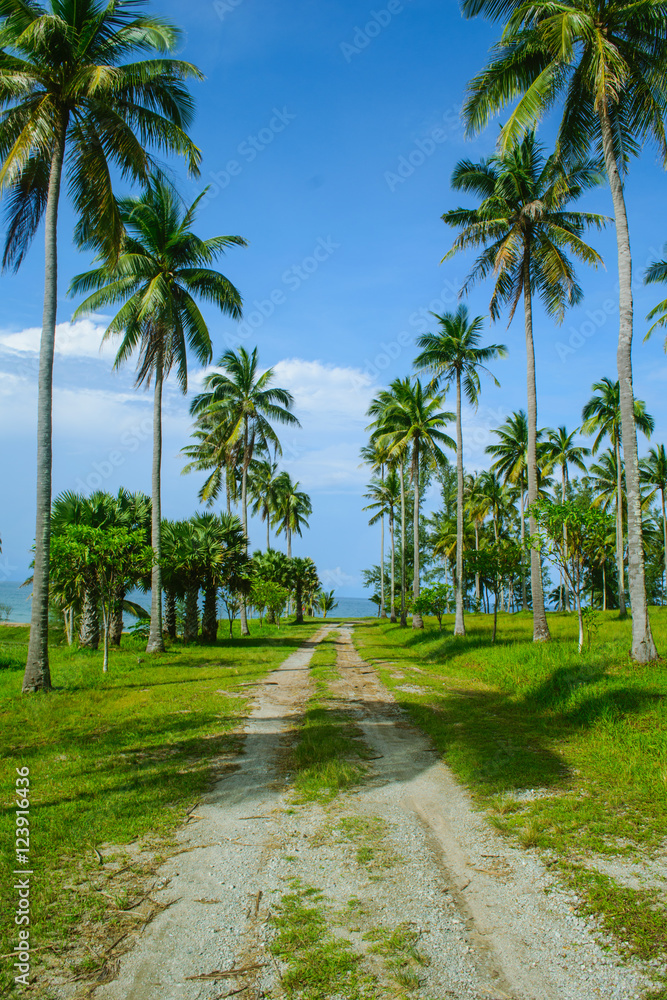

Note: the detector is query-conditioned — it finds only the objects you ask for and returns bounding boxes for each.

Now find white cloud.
[319,567,358,589]
[0,318,116,361]
[271,358,374,426]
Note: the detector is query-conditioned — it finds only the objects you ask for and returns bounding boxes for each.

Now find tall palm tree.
[272,473,312,559]
[641,445,667,603]
[486,410,537,610]
[460,0,667,662]
[71,179,246,653]
[367,381,412,626]
[373,379,454,629]
[182,408,243,511]
[582,377,653,615]
[360,441,391,618]
[248,459,281,550]
[3,0,203,693]
[541,426,590,610]
[415,305,506,635]
[443,132,606,642]
[363,469,401,623]
[191,347,300,635]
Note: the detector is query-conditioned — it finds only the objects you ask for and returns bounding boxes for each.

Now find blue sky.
[1,0,667,593]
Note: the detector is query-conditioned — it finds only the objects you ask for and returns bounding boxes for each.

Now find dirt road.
[93,625,651,1000]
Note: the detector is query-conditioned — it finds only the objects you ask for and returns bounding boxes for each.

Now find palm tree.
[248,460,281,550]
[541,427,591,610]
[182,408,243,511]
[71,180,246,653]
[443,132,606,642]
[272,473,312,559]
[641,446,667,603]
[363,469,401,623]
[190,347,300,635]
[645,248,667,345]
[360,442,391,618]
[582,378,653,615]
[315,590,339,619]
[414,305,506,635]
[373,379,454,629]
[288,557,319,625]
[486,411,538,610]
[460,0,667,661]
[3,0,203,693]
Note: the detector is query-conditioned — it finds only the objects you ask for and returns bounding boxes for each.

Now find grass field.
[353,609,667,987]
[0,620,319,995]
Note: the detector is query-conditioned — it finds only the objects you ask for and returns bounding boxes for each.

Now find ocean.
[0,582,378,625]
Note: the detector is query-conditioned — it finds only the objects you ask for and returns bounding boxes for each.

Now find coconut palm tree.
[315,590,339,619]
[248,459,282,551]
[272,473,312,559]
[641,445,667,602]
[363,469,401,623]
[645,249,667,343]
[367,381,413,626]
[373,379,455,629]
[3,0,203,693]
[182,408,243,511]
[486,411,538,610]
[71,179,246,653]
[360,441,391,618]
[541,426,590,609]
[442,132,606,641]
[582,377,653,615]
[414,305,506,636]
[190,348,300,635]
[460,0,667,661]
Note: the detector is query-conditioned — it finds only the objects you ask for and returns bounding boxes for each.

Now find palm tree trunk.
[22,118,68,693]
[202,583,218,643]
[454,371,465,636]
[474,522,480,604]
[287,525,292,559]
[239,416,250,636]
[662,489,667,606]
[520,474,528,611]
[603,561,607,612]
[109,584,125,647]
[599,104,657,661]
[79,581,100,649]
[412,443,423,629]
[184,584,199,644]
[165,590,177,640]
[614,437,626,617]
[146,361,165,653]
[390,509,396,623]
[562,466,569,612]
[266,512,270,551]
[380,509,387,618]
[523,256,550,642]
[399,462,407,626]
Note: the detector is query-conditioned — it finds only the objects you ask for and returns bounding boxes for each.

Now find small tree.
[412,583,452,631]
[50,526,152,672]
[315,590,339,619]
[530,501,613,654]
[465,543,522,642]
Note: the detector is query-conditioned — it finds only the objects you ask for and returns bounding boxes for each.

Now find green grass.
[289,630,370,802]
[352,609,667,979]
[0,620,319,995]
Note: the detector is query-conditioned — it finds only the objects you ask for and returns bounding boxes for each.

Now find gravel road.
[92,625,655,1000]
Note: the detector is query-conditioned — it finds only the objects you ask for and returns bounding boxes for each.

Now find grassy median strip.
[289,631,371,803]
[0,621,319,995]
[352,610,667,984]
